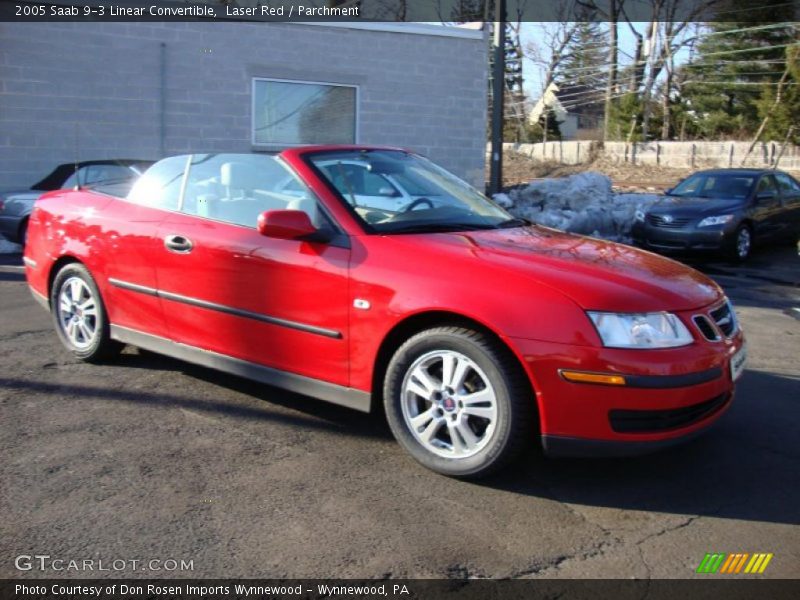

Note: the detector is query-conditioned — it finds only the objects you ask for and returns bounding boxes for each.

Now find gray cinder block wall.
[0,22,488,189]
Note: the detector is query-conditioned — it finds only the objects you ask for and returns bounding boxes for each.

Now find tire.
[383,326,534,479]
[50,263,121,362]
[729,224,752,262]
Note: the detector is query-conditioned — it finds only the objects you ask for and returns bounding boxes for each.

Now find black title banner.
[2,579,800,600]
[2,0,798,23]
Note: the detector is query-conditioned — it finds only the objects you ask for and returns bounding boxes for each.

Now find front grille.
[710,302,736,337]
[647,214,691,228]
[609,393,730,434]
[693,315,720,342]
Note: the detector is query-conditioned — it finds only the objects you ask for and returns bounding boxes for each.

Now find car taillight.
[0,198,5,211]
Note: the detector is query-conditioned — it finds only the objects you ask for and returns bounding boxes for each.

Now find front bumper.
[542,420,721,457]
[631,221,733,253]
[511,326,744,456]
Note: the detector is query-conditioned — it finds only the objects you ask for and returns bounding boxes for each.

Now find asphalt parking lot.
[1,246,798,579]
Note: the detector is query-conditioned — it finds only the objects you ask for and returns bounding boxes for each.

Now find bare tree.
[577,0,624,142]
[741,60,793,165]
[523,3,581,97]
[622,0,716,140]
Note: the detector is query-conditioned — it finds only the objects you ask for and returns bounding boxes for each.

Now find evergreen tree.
[537,106,562,141]
[504,23,528,141]
[679,1,797,140]
[554,22,609,91]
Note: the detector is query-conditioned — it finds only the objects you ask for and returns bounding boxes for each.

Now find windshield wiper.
[381,222,498,234]
[496,217,529,228]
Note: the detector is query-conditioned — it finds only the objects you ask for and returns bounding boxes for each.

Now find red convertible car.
[24,146,746,478]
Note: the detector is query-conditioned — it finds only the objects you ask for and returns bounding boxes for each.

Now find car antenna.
[73,122,81,191]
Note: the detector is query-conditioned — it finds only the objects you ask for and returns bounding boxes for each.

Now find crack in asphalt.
[635,545,653,598]
[509,539,617,577]
[634,514,702,547]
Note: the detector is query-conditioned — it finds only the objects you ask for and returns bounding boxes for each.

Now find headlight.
[698,215,734,227]
[634,209,646,222]
[587,311,693,349]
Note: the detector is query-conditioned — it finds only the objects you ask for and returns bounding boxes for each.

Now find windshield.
[669,173,755,199]
[306,150,520,233]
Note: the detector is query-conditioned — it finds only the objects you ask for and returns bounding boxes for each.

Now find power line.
[700,43,798,59]
[683,80,798,85]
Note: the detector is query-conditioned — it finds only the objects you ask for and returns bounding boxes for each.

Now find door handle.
[164,234,193,253]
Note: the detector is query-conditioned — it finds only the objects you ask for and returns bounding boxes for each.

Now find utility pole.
[488,0,506,196]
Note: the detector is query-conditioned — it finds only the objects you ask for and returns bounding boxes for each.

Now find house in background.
[529,82,604,140]
[0,22,487,189]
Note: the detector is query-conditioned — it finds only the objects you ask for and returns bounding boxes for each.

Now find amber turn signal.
[560,370,627,386]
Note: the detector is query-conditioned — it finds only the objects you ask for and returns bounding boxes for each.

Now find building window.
[252,78,357,147]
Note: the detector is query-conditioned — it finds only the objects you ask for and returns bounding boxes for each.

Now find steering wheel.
[403,197,435,212]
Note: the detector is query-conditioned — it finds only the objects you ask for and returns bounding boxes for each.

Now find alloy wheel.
[401,350,498,459]
[736,227,751,260]
[56,276,99,349]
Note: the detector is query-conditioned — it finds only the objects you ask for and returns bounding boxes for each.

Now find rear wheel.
[50,263,121,362]
[383,326,533,478]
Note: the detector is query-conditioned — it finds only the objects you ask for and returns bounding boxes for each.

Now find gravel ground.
[1,247,798,580]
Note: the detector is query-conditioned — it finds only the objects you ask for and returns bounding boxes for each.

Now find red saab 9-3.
[24,146,746,477]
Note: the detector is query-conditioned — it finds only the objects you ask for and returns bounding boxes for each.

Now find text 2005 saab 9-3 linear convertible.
[24,146,746,478]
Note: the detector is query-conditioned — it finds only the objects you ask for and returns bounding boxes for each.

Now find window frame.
[250,77,360,149]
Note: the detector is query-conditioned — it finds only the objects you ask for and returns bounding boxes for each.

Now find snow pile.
[496,172,661,242]
[0,236,21,254]
[492,193,514,208]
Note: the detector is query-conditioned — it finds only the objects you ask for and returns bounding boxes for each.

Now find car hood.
[648,195,744,216]
[407,226,722,312]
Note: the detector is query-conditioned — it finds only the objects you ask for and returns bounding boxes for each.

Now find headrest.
[220,162,263,190]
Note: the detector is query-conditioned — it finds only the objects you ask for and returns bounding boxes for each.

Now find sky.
[519,22,695,99]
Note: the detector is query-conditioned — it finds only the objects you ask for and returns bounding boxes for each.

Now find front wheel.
[50,263,121,362]
[729,225,752,262]
[383,327,533,478]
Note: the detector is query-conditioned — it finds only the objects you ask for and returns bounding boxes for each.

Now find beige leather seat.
[217,162,288,226]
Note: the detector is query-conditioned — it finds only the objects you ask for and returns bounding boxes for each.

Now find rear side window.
[181,153,330,230]
[775,173,800,195]
[127,156,189,211]
[756,175,778,196]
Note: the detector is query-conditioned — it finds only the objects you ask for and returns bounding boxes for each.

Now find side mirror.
[664,188,673,195]
[257,209,321,241]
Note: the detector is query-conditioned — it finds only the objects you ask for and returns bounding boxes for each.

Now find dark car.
[0,159,152,245]
[632,169,800,261]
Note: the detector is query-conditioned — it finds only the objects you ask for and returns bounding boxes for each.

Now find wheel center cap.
[442,396,456,412]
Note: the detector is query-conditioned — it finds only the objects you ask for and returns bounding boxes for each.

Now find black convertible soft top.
[31,159,153,191]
